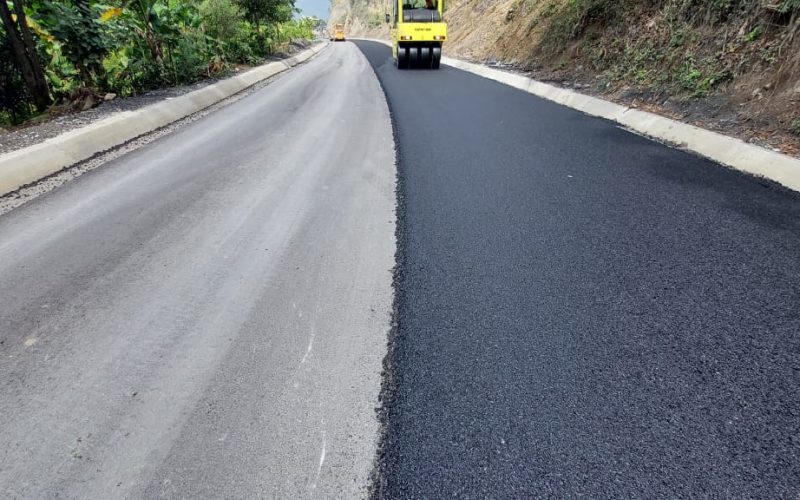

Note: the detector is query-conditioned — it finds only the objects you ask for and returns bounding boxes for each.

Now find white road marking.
[299,333,315,367]
[311,430,327,491]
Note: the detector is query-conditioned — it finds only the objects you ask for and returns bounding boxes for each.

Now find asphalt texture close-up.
[354,40,800,498]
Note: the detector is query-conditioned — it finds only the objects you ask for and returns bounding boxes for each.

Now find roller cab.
[387,0,447,69]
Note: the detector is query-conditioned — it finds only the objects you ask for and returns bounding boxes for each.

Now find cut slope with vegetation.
[329,0,390,37]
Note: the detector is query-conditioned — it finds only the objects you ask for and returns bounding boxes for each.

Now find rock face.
[329,0,391,38]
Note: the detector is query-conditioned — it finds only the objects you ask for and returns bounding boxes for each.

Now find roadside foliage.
[0,0,319,126]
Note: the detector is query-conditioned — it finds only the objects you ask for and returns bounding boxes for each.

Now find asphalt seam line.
[0,42,328,197]
[357,38,800,193]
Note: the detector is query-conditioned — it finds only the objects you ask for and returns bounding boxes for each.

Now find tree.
[235,0,295,27]
[231,0,294,56]
[200,0,244,41]
[0,0,51,110]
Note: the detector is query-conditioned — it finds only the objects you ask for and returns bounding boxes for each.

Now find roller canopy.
[402,8,442,22]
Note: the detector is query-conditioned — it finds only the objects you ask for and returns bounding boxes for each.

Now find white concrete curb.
[358,38,800,193]
[0,42,328,196]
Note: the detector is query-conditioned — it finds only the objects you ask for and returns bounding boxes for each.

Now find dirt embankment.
[332,0,800,156]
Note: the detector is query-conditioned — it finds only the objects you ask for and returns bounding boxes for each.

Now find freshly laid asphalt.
[355,40,800,498]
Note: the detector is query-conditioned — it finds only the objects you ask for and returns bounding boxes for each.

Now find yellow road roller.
[331,23,346,41]
[386,0,447,69]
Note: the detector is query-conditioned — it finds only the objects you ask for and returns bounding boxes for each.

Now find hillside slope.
[330,0,800,153]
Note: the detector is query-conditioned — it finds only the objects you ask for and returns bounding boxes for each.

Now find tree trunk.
[0,0,51,110]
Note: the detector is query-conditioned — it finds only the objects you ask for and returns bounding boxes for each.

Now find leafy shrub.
[34,1,110,86]
[791,118,800,136]
[43,44,82,98]
[201,0,262,63]
[169,31,214,82]
[777,0,800,13]
[201,0,245,41]
[103,49,135,95]
[1,0,312,123]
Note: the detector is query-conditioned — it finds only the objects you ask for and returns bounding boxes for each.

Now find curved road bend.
[0,43,395,498]
[354,40,800,499]
[2,38,800,500]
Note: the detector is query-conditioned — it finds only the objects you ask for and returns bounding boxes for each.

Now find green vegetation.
[791,117,800,136]
[0,0,318,126]
[532,0,799,100]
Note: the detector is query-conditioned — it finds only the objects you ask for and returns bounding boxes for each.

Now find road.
[1,39,799,499]
[353,41,800,498]
[0,44,394,498]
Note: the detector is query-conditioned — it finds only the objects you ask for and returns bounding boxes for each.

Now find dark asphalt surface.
[355,41,800,498]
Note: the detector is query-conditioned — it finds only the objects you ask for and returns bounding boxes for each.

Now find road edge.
[348,39,407,500]
[0,42,328,197]
[355,38,800,193]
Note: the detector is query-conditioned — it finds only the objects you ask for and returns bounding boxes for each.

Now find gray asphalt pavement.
[354,41,800,498]
[0,43,395,498]
[3,38,800,500]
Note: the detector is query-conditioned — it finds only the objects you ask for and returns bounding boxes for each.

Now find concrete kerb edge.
[0,42,329,197]
[356,37,800,193]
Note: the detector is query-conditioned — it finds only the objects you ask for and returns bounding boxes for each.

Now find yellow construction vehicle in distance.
[331,23,346,42]
[386,0,447,69]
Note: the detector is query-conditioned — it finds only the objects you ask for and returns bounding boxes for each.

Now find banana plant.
[124,0,163,62]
